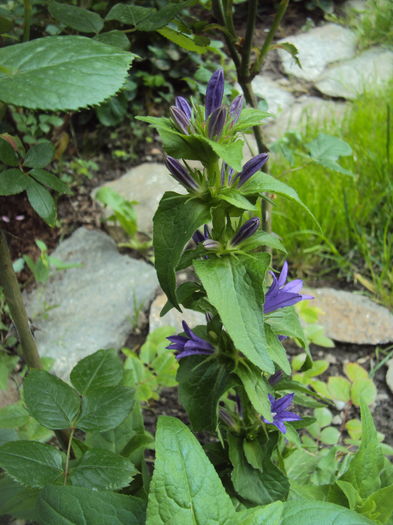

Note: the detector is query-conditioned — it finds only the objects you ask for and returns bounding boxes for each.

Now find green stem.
[64,427,75,485]
[23,0,32,42]
[212,0,241,69]
[239,0,258,82]
[251,0,289,77]
[0,229,42,369]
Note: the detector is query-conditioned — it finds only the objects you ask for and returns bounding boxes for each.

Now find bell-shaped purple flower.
[175,96,192,120]
[229,94,244,124]
[205,69,224,119]
[170,106,190,134]
[231,217,260,246]
[263,393,301,433]
[167,321,214,360]
[192,224,210,244]
[235,153,269,187]
[208,106,227,139]
[264,261,313,314]
[165,156,199,191]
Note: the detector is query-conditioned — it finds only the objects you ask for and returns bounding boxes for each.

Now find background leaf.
[70,349,123,396]
[49,1,104,33]
[26,178,56,225]
[0,169,29,195]
[24,141,55,168]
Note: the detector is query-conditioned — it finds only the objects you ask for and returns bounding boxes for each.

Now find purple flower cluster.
[167,321,214,360]
[263,393,301,433]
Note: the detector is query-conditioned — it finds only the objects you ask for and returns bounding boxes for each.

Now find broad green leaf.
[358,484,393,524]
[0,168,29,195]
[320,426,340,445]
[327,376,351,402]
[177,356,236,431]
[0,137,19,166]
[107,1,193,32]
[229,433,289,505]
[70,349,123,396]
[194,253,274,373]
[241,171,317,223]
[29,168,71,194]
[314,407,333,428]
[158,27,208,54]
[204,138,244,171]
[95,30,130,50]
[0,36,135,111]
[344,363,369,383]
[306,133,352,161]
[38,485,146,525]
[146,416,236,524]
[0,476,39,521]
[77,385,134,432]
[123,353,157,402]
[235,501,283,524]
[240,231,287,253]
[0,440,63,488]
[24,370,80,430]
[24,141,55,168]
[70,449,137,490]
[235,362,272,420]
[49,1,104,33]
[280,499,375,524]
[265,325,291,374]
[26,178,56,225]
[336,480,362,510]
[232,107,272,132]
[216,189,256,210]
[341,400,384,498]
[350,378,377,407]
[345,419,362,441]
[265,305,308,352]
[153,192,210,309]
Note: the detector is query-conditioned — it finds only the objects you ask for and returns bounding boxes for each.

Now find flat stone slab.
[251,75,295,118]
[25,227,158,379]
[307,288,393,345]
[266,96,348,141]
[93,163,184,234]
[315,47,393,99]
[149,293,205,334]
[278,24,357,81]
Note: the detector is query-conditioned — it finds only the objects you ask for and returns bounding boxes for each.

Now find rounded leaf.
[70,349,123,396]
[351,378,377,407]
[327,376,351,403]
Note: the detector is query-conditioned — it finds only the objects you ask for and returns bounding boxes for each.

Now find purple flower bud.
[208,106,227,139]
[231,217,260,246]
[165,156,199,191]
[192,224,210,244]
[235,153,269,187]
[220,163,235,185]
[170,106,190,134]
[175,96,192,120]
[203,239,221,250]
[229,94,244,124]
[205,69,224,119]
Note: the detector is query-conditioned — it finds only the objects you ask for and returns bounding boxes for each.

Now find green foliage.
[23,239,79,283]
[345,0,393,49]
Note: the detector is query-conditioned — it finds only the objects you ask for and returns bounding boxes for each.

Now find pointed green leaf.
[49,1,104,33]
[153,192,210,309]
[0,137,19,166]
[29,168,71,194]
[0,168,29,195]
[26,178,56,225]
[204,138,244,171]
[24,141,55,168]
[70,349,123,396]
[235,362,272,420]
[146,416,236,524]
[0,36,136,111]
[194,253,274,373]
[158,27,208,54]
[0,440,63,488]
[232,107,272,132]
[0,476,39,522]
[217,189,256,210]
[24,370,81,429]
[358,483,393,524]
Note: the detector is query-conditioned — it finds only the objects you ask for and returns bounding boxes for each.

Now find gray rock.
[251,76,295,118]
[306,288,393,345]
[93,163,185,234]
[278,24,358,81]
[25,228,158,379]
[315,47,393,99]
[149,293,205,333]
[266,96,348,141]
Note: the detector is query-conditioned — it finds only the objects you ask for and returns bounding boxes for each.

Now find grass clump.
[269,82,393,308]
[346,0,393,50]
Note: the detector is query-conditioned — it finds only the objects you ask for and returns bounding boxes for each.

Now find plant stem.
[212,0,241,69]
[64,427,75,485]
[251,0,289,77]
[23,0,32,42]
[0,229,42,369]
[239,0,257,82]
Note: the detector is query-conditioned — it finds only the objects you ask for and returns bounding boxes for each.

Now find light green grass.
[346,0,393,50]
[270,82,393,308]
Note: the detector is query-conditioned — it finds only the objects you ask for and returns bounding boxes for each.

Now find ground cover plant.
[0,1,392,524]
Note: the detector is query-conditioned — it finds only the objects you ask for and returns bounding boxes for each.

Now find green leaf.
[217,188,256,210]
[358,484,393,524]
[265,305,308,349]
[24,141,55,168]
[240,231,287,253]
[106,1,194,32]
[0,440,63,488]
[177,356,236,431]
[204,138,244,171]
[265,325,291,374]
[235,362,272,420]
[341,400,384,498]
[153,192,210,309]
[24,370,81,430]
[70,349,123,396]
[158,27,208,54]
[95,30,130,50]
[49,1,104,33]
[0,36,135,111]
[26,178,56,225]
[195,253,274,373]
[241,172,317,224]
[77,385,134,432]
[314,407,333,428]
[0,476,39,521]
[70,448,137,490]
[336,480,362,510]
[0,137,19,166]
[306,133,352,161]
[232,107,272,132]
[327,376,351,402]
[273,42,301,68]
[0,402,30,428]
[229,433,289,505]
[350,378,377,407]
[38,485,146,525]
[0,168,30,195]
[146,416,236,524]
[235,501,284,524]
[320,427,340,445]
[344,363,369,383]
[29,168,71,194]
